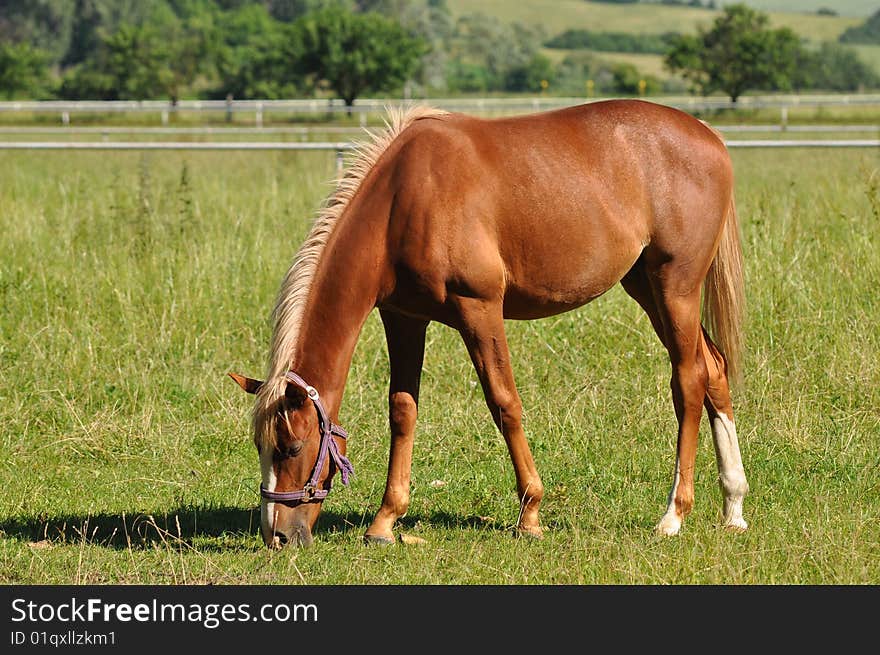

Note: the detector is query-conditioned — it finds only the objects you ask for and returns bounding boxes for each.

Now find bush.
[546,30,678,54]
[0,43,51,99]
[504,54,556,92]
[445,60,491,93]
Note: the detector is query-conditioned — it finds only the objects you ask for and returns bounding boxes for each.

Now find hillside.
[445,0,879,85]
[444,0,862,41]
[729,1,879,17]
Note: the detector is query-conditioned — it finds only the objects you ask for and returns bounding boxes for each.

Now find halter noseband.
[259,371,354,504]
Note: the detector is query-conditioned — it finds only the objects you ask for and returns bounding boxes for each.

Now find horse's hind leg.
[624,266,749,534]
[701,330,749,531]
[624,261,709,536]
[455,297,544,538]
[622,265,705,534]
[364,310,429,545]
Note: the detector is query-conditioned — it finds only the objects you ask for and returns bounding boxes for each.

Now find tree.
[293,5,425,108]
[60,23,172,100]
[446,13,545,93]
[664,3,802,103]
[0,43,50,99]
[794,42,880,92]
[839,8,880,44]
[611,62,660,95]
[164,14,224,103]
[504,53,555,92]
[0,0,76,66]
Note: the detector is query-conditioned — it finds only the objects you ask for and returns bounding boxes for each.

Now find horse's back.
[382,100,734,320]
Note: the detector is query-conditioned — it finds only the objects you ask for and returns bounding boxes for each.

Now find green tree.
[212,4,303,98]
[664,3,802,103]
[294,6,425,108]
[839,8,880,44]
[504,53,555,92]
[164,14,223,102]
[794,42,880,92]
[611,62,660,95]
[446,13,545,92]
[60,23,172,100]
[360,0,454,93]
[0,43,50,99]
[0,0,76,66]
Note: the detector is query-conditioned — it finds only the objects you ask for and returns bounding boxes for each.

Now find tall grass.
[0,144,878,584]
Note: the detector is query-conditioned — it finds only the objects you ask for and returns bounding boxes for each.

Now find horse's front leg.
[364,310,429,545]
[455,297,544,538]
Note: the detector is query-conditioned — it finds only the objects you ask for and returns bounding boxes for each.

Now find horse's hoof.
[363,533,396,546]
[515,525,544,540]
[722,517,748,533]
[654,514,681,537]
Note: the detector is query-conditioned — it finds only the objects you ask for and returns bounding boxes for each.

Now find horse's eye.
[275,442,303,460]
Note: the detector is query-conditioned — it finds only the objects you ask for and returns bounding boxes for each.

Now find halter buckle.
[302,484,317,500]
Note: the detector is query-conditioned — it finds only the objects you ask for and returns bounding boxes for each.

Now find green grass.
[1,129,879,583]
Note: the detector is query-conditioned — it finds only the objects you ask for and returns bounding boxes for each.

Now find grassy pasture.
[0,128,878,584]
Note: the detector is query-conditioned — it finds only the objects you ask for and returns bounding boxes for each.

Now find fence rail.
[2,94,880,113]
[723,139,879,147]
[2,94,879,126]
[0,139,875,152]
[0,141,352,150]
[0,124,876,138]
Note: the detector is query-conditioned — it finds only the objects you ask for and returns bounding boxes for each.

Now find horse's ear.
[228,372,263,395]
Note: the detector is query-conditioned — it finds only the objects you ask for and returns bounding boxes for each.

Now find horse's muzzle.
[266,520,314,549]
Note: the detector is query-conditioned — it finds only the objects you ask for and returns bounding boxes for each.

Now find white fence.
[0,139,875,158]
[0,124,876,138]
[2,93,880,126]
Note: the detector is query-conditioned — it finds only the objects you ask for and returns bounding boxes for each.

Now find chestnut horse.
[230,99,748,548]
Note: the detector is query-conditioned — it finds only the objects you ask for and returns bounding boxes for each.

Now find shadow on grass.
[0,506,509,551]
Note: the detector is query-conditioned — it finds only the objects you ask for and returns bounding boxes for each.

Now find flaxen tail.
[703,194,745,385]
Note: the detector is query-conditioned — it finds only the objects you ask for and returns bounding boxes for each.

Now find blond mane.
[253,104,448,449]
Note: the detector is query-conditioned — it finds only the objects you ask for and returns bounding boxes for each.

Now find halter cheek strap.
[259,371,354,504]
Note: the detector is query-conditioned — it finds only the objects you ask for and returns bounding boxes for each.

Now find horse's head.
[228,371,352,549]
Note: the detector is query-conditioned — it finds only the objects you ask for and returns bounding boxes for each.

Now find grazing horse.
[230,99,749,548]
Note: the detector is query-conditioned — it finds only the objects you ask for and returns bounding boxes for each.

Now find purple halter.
[259,371,354,504]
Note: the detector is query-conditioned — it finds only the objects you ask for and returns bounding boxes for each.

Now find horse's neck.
[289,208,387,418]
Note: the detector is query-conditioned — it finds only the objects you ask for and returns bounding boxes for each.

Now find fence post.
[781,106,788,131]
[256,102,263,128]
[336,149,344,175]
[61,111,70,125]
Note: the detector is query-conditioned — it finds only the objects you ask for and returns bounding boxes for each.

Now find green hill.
[726,1,879,18]
[445,0,876,84]
[445,1,861,41]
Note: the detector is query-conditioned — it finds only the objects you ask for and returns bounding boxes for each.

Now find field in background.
[445,0,862,41]
[540,47,670,80]
[731,1,878,17]
[852,44,880,73]
[0,130,877,583]
[447,0,880,83]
